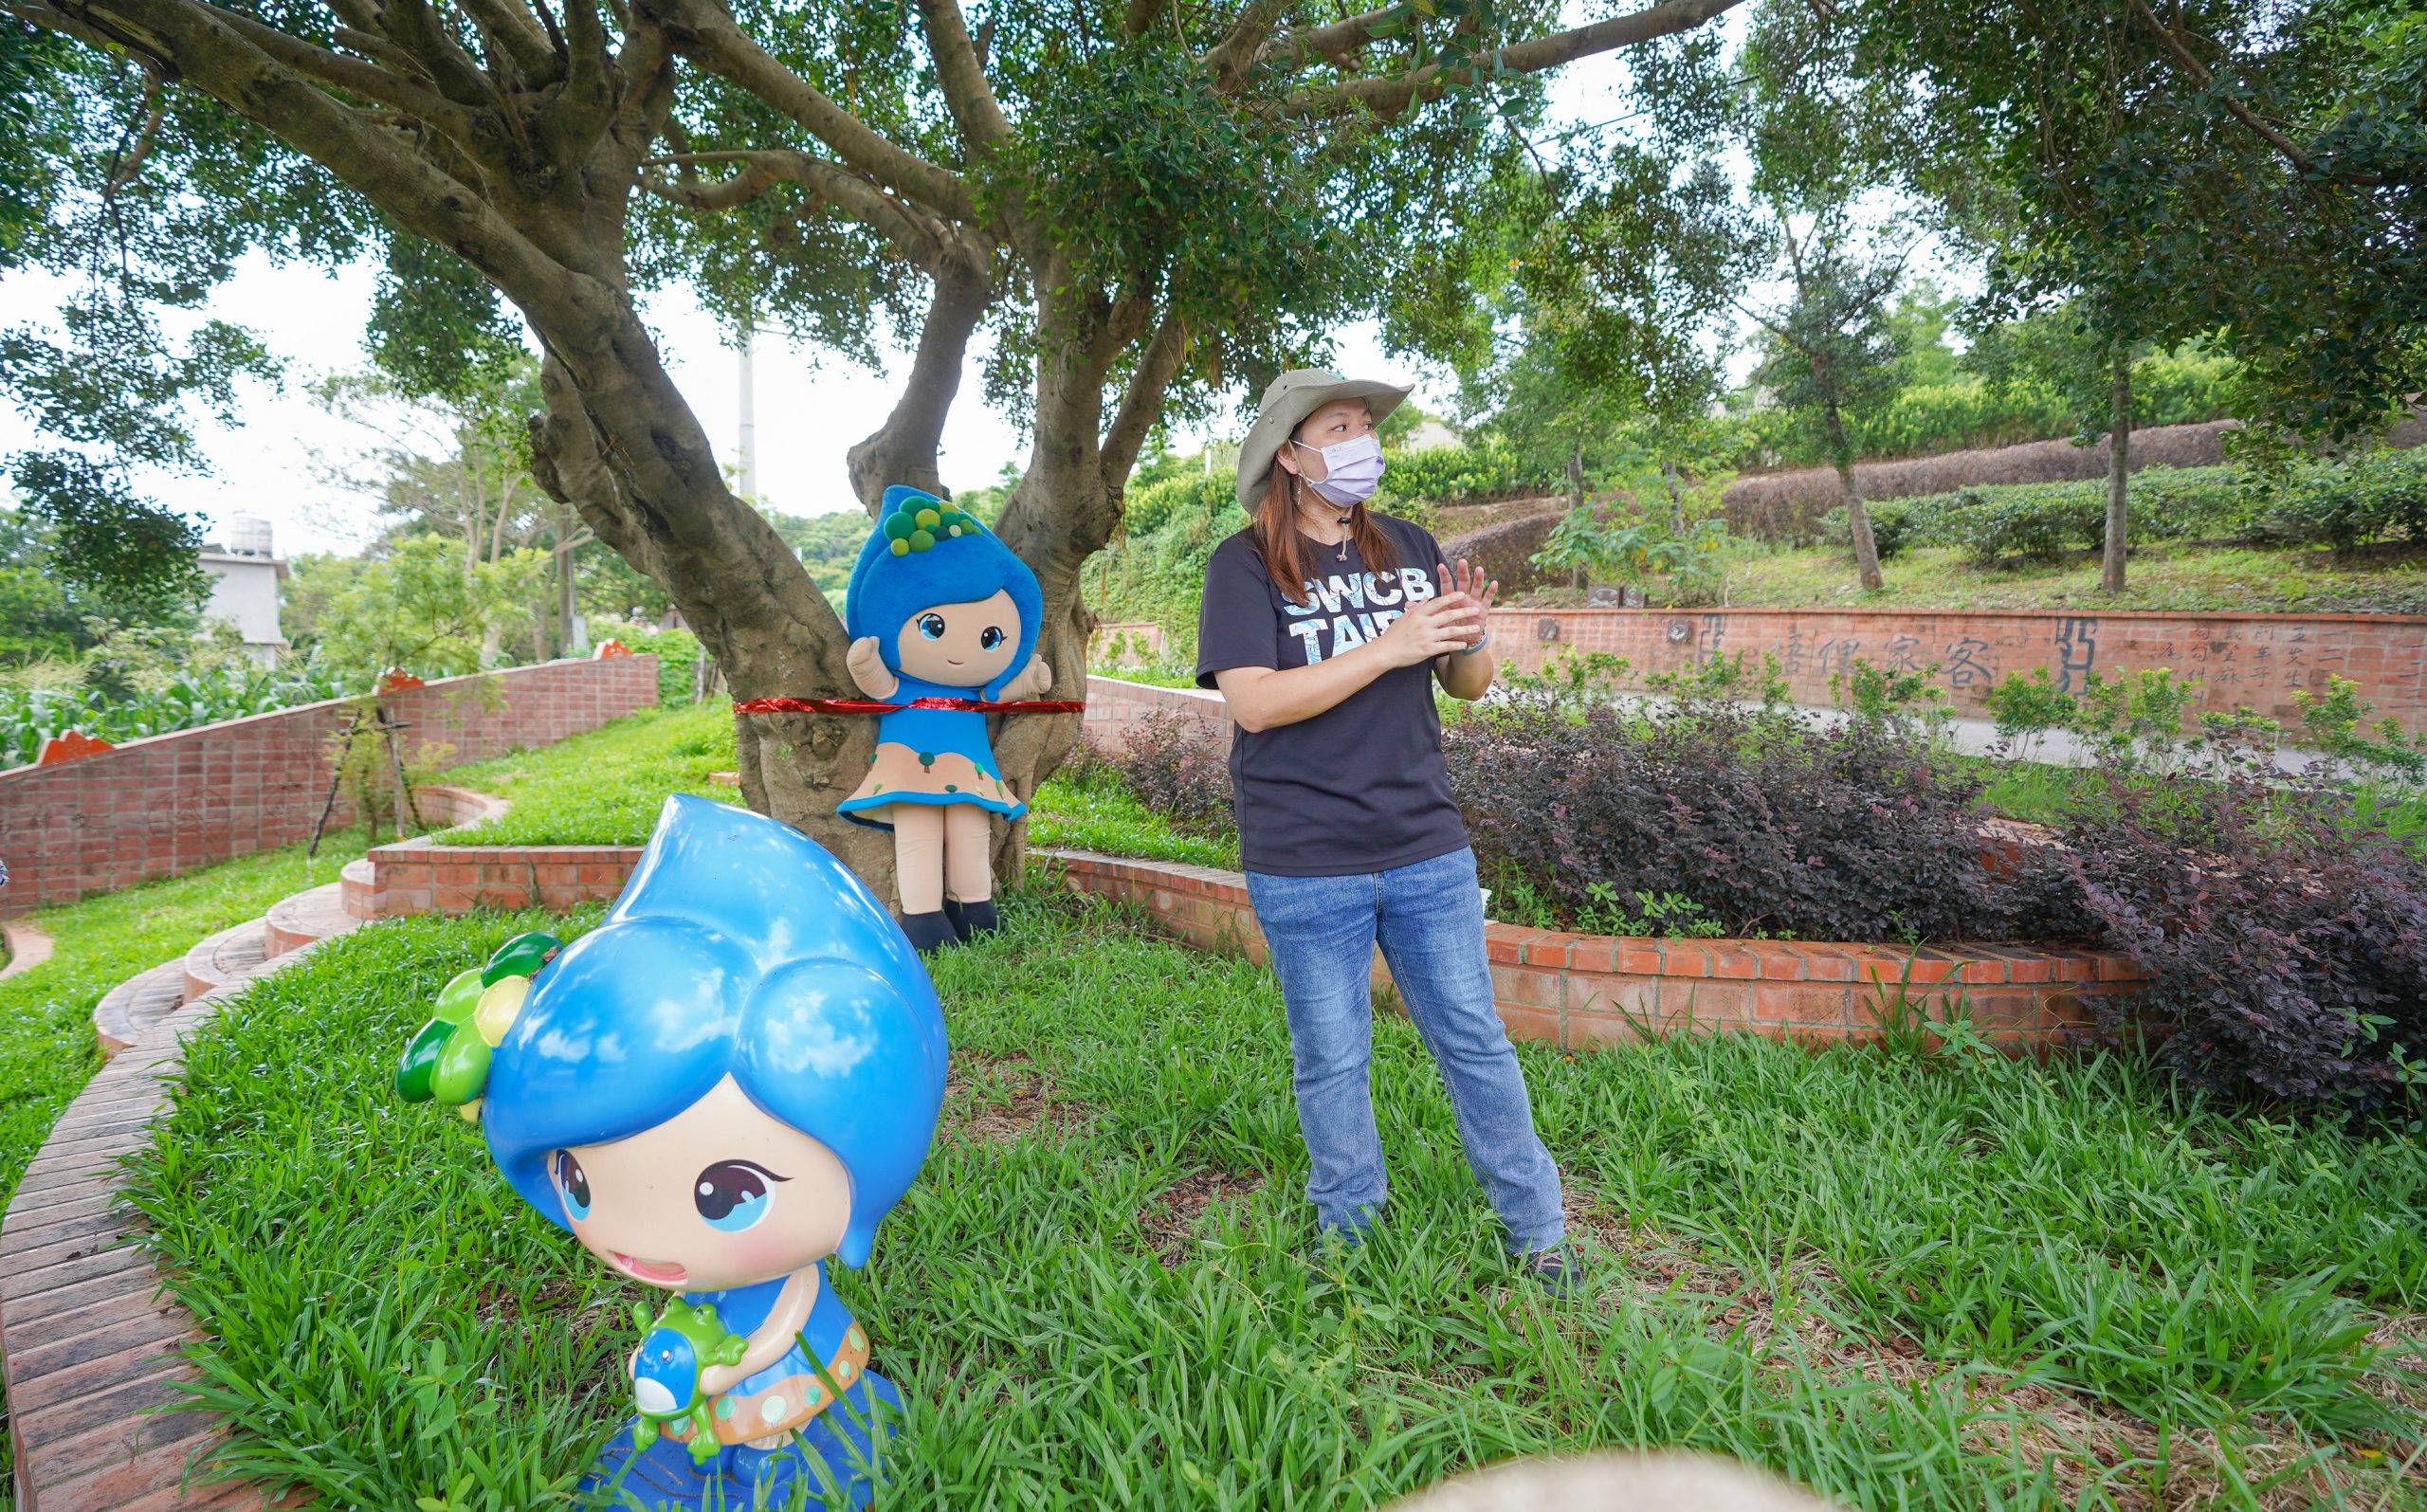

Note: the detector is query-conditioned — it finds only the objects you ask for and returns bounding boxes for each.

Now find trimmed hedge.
[1816,451,2427,566]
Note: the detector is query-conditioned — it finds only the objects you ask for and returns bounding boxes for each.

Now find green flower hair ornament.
[879,498,982,556]
[394,930,560,1121]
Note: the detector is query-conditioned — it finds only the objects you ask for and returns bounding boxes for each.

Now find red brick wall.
[0,656,659,918]
[1487,608,2427,733]
[1080,675,1231,757]
[343,842,647,920]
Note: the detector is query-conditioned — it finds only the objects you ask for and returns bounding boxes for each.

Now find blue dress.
[585,1265,902,1510]
[835,673,1025,830]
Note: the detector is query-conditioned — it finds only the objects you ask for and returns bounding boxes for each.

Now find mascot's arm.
[1003,654,1052,701]
[847,636,900,699]
[698,1268,817,1396]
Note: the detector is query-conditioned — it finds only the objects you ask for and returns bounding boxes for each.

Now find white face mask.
[1288,432,1385,509]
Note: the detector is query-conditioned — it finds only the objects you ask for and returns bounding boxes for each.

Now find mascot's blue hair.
[482,794,949,1268]
[844,485,1043,701]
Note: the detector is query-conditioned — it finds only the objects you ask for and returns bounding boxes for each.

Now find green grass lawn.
[0,825,373,1503]
[128,894,2425,1509]
[1674,541,2427,616]
[441,701,738,846]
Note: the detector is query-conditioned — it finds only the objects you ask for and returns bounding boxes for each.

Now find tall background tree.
[5,0,1752,891]
[1874,0,2427,595]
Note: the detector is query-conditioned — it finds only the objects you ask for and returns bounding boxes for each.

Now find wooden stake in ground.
[377,705,425,836]
[307,711,362,860]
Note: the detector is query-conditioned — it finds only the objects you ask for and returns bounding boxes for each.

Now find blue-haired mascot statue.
[395,793,949,1509]
[837,485,1052,953]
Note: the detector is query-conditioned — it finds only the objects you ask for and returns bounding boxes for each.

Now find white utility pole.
[738,324,759,504]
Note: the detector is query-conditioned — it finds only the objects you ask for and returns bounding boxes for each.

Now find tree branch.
[847,259,993,508]
[1202,0,1289,88]
[101,71,165,195]
[1101,309,1189,486]
[1216,1,1371,89]
[640,156,779,210]
[636,149,969,270]
[1286,0,1750,118]
[33,0,573,305]
[643,0,975,220]
[331,23,434,80]
[915,0,1012,151]
[452,0,561,84]
[2123,0,2362,185]
[372,0,499,107]
[194,1,474,126]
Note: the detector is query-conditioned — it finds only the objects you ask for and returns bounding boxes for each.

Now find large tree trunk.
[524,336,906,898]
[2103,353,2132,594]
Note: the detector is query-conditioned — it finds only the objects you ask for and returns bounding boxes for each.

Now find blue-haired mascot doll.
[395,793,948,1509]
[839,485,1052,953]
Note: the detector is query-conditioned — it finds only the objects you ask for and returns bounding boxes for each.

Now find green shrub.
[1871,465,2250,566]
[591,621,704,704]
[1378,439,1561,508]
[2235,448,2427,551]
[1952,484,2104,566]
[0,647,350,767]
[1820,501,1920,561]
[1120,472,1232,539]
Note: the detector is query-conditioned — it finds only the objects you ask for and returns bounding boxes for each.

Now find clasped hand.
[1375,559,1497,668]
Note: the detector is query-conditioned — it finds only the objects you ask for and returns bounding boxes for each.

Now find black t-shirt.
[1194,514,1469,877]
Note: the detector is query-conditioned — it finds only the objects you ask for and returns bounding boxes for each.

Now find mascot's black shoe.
[944,899,1001,941]
[901,910,956,954]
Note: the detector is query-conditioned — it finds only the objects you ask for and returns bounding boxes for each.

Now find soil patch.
[940,1050,1086,1145]
[1136,1169,1267,1267]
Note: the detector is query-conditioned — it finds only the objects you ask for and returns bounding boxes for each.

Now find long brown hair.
[1248,443,1398,607]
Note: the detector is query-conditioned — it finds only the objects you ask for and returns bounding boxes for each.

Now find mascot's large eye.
[918,613,947,639]
[554,1151,592,1221]
[695,1160,786,1232]
[979,626,1005,649]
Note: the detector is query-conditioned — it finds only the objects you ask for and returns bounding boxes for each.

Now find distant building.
[197,516,289,665]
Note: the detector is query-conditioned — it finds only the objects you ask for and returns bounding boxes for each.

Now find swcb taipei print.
[1279,565,1442,665]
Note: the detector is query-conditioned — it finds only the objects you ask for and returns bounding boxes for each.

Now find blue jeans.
[1246,847,1565,1254]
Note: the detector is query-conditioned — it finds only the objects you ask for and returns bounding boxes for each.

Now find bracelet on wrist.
[1454,630,1491,657]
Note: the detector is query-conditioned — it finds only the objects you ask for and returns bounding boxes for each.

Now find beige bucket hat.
[1233,368,1412,511]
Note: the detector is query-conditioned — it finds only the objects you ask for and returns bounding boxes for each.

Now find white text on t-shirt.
[1281,568,1437,665]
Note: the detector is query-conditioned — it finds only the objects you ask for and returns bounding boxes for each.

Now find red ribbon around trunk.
[733,696,1087,716]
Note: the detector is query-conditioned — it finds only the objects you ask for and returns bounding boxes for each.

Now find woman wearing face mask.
[1194,369,1572,1294]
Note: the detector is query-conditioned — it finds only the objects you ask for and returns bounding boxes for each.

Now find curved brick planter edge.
[1032,848,2144,1050]
[332,812,2147,1049]
[1,926,336,1511]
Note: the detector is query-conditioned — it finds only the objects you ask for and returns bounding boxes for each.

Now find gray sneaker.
[1523,1246,1579,1299]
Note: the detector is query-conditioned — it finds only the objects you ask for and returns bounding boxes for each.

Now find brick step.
[179,920,266,1007]
[338,857,375,921]
[263,882,359,960]
[91,963,190,1061]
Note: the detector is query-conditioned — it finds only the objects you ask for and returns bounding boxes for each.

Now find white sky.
[0,8,1944,558]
